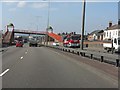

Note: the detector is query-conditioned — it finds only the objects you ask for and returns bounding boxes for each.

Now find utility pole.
[80,0,86,50]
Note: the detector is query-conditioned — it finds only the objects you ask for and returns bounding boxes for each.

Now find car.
[52,42,60,46]
[16,41,23,47]
[11,41,16,45]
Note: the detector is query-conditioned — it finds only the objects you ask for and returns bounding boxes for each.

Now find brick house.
[88,30,104,41]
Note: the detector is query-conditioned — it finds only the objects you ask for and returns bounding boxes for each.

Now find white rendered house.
[103,22,120,40]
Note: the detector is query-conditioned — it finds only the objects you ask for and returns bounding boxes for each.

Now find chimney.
[118,19,120,25]
[109,21,112,27]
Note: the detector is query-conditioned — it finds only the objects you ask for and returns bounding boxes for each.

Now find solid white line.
[0,69,10,77]
[20,56,23,59]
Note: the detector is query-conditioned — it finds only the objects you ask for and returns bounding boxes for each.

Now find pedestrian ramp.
[48,32,62,42]
[3,31,13,44]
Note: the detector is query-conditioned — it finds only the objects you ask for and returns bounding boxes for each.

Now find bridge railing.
[14,29,47,34]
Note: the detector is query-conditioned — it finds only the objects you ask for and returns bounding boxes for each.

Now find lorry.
[103,36,120,52]
[29,36,38,47]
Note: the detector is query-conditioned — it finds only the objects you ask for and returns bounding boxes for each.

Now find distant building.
[88,30,104,41]
[103,21,120,40]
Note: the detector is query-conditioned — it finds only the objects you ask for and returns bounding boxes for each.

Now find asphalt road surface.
[2,45,118,88]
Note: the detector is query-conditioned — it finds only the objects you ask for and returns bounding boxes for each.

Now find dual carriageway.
[1,44,119,88]
[0,27,119,88]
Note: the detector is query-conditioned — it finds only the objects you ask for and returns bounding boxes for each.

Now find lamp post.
[45,0,50,46]
[35,16,41,31]
[35,16,41,37]
[80,0,86,50]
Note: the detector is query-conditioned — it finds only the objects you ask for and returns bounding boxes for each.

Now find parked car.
[52,42,60,46]
[63,35,80,48]
[16,41,23,47]
[11,41,16,45]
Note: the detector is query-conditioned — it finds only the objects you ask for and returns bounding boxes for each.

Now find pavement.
[2,44,118,88]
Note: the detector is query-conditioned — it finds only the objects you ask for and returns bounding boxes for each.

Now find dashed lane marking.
[0,69,10,77]
[20,56,23,59]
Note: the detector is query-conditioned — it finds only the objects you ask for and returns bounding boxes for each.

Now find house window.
[107,32,108,37]
[113,31,114,35]
[109,32,111,38]
[119,31,120,36]
[114,38,117,43]
[104,32,106,37]
[116,31,117,35]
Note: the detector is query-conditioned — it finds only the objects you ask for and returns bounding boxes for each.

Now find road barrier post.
[72,50,74,53]
[116,59,119,67]
[83,53,85,57]
[68,50,70,52]
[80,52,83,56]
[91,54,93,59]
[101,56,104,62]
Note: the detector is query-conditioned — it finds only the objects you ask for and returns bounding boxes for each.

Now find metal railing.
[45,45,120,67]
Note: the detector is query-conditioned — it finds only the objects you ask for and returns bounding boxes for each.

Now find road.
[2,44,118,88]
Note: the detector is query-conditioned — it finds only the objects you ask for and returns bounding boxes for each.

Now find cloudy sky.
[0,0,119,34]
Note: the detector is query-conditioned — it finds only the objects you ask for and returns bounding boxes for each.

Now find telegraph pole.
[80,0,86,50]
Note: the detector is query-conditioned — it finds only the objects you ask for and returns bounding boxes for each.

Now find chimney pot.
[118,19,120,25]
[109,21,112,27]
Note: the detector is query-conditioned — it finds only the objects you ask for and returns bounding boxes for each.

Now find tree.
[73,32,76,35]
[58,33,60,35]
[62,32,65,35]
[8,23,14,27]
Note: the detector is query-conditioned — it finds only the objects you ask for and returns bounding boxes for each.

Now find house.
[103,21,120,40]
[88,30,104,41]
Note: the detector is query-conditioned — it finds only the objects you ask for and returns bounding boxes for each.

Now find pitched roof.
[106,24,120,30]
[89,30,104,35]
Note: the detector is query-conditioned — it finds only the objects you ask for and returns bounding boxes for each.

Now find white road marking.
[20,56,23,59]
[0,69,10,77]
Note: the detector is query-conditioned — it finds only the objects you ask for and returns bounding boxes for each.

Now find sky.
[0,0,119,34]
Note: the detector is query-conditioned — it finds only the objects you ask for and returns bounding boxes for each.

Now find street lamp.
[46,0,50,46]
[80,0,86,50]
[35,16,41,31]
